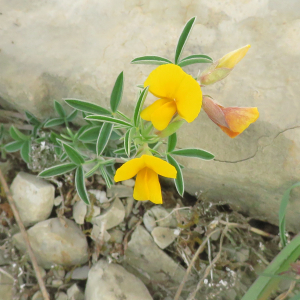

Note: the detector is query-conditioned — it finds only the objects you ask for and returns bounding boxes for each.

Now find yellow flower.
[217,45,251,69]
[141,64,202,131]
[114,155,177,204]
[202,96,259,138]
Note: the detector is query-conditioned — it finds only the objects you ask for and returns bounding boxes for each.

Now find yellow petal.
[133,168,162,204]
[150,100,177,131]
[144,64,185,99]
[140,98,171,121]
[217,45,251,69]
[142,155,177,178]
[175,74,202,123]
[114,157,145,182]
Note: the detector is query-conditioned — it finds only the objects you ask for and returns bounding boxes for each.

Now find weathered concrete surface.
[1,1,300,229]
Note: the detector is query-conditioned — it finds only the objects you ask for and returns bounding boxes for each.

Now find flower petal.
[114,157,145,182]
[150,100,177,131]
[217,45,251,69]
[140,98,171,121]
[175,74,202,123]
[147,168,163,204]
[133,168,149,201]
[144,64,185,99]
[143,155,177,178]
[202,96,228,127]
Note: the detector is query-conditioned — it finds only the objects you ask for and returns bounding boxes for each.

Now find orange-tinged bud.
[217,45,251,69]
[202,96,259,138]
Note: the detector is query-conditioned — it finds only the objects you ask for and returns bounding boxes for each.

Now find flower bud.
[217,45,251,69]
[156,119,185,138]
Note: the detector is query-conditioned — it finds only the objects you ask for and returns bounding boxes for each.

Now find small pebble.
[66,265,89,280]
[54,196,63,206]
[73,200,87,225]
[107,185,133,198]
[91,224,111,243]
[108,229,124,244]
[52,279,63,287]
[151,227,177,249]
[121,179,135,187]
[88,190,109,203]
[67,283,84,300]
[32,291,43,300]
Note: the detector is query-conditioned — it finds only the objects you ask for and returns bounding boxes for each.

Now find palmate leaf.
[75,166,90,204]
[170,148,214,160]
[110,72,124,113]
[131,56,173,65]
[39,163,77,177]
[65,99,111,116]
[167,133,177,153]
[133,87,149,126]
[61,142,85,165]
[85,115,132,128]
[96,123,114,156]
[175,16,196,64]
[54,100,66,118]
[178,54,213,67]
[166,154,184,196]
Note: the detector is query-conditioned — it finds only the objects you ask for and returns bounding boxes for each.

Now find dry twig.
[0,168,50,300]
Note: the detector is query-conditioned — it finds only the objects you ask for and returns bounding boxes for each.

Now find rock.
[108,229,124,244]
[85,259,153,300]
[10,172,54,227]
[54,196,63,206]
[32,291,43,300]
[37,266,46,278]
[66,265,89,280]
[91,224,111,243]
[107,185,133,198]
[13,218,88,269]
[124,197,135,218]
[0,267,14,300]
[143,211,157,232]
[151,227,177,249]
[53,267,65,279]
[149,206,177,228]
[55,292,68,300]
[0,249,8,266]
[236,248,250,263]
[67,284,84,300]
[91,198,125,230]
[122,179,135,187]
[52,279,63,288]
[123,225,188,289]
[128,216,139,229]
[87,205,101,218]
[72,200,87,225]
[88,190,108,203]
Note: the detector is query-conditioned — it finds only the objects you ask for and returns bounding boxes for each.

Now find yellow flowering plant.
[26,16,259,205]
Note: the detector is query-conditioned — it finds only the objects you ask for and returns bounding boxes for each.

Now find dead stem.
[0,168,50,300]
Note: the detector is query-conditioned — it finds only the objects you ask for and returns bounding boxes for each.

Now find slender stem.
[0,169,50,300]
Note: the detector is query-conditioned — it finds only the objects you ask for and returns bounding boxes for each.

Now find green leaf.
[39,163,77,177]
[74,125,89,140]
[100,165,113,189]
[166,155,184,196]
[85,162,101,178]
[279,183,300,247]
[241,234,300,300]
[75,166,90,204]
[96,123,113,156]
[9,126,30,141]
[25,111,40,125]
[114,146,136,156]
[175,16,196,64]
[124,128,135,157]
[54,100,66,118]
[110,130,122,141]
[44,118,65,128]
[289,293,300,300]
[110,72,124,113]
[131,56,173,65]
[171,148,214,160]
[4,141,24,152]
[85,115,132,127]
[78,126,101,142]
[116,111,131,122]
[65,99,111,115]
[85,143,96,153]
[133,87,149,126]
[20,141,31,163]
[61,142,85,165]
[67,109,78,122]
[178,54,213,67]
[167,133,177,153]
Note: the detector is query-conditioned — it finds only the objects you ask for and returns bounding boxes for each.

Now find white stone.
[55,292,68,300]
[66,265,90,280]
[91,224,111,243]
[143,211,157,232]
[52,279,63,288]
[125,197,135,218]
[13,218,89,269]
[107,185,133,198]
[85,259,153,300]
[10,172,54,227]
[151,227,177,249]
[124,225,189,289]
[67,284,84,300]
[91,198,125,230]
[54,196,63,206]
[87,205,101,218]
[149,206,177,228]
[72,200,87,225]
[122,179,135,187]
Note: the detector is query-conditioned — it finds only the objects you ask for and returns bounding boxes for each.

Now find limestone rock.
[72,200,87,225]
[13,218,88,269]
[85,259,153,300]
[88,190,108,203]
[123,225,188,289]
[0,267,14,300]
[108,228,124,244]
[107,185,133,198]
[91,197,125,230]
[149,206,177,228]
[122,179,135,187]
[91,224,111,243]
[67,284,84,300]
[10,172,54,227]
[143,211,157,232]
[55,292,68,300]
[66,265,89,280]
[151,227,177,249]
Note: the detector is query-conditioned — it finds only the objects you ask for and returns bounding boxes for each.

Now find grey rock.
[67,284,84,300]
[107,185,133,198]
[54,196,63,206]
[0,249,8,266]
[55,292,68,300]
[143,211,157,232]
[123,225,188,289]
[88,190,108,203]
[32,291,43,300]
[151,227,177,249]
[72,200,87,225]
[91,224,111,243]
[10,172,54,227]
[13,218,88,269]
[66,265,90,280]
[0,267,14,300]
[125,197,135,218]
[108,229,124,244]
[128,216,139,229]
[85,259,153,300]
[149,206,177,228]
[91,198,125,230]
[51,279,63,288]
[87,205,101,218]
[122,179,135,187]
